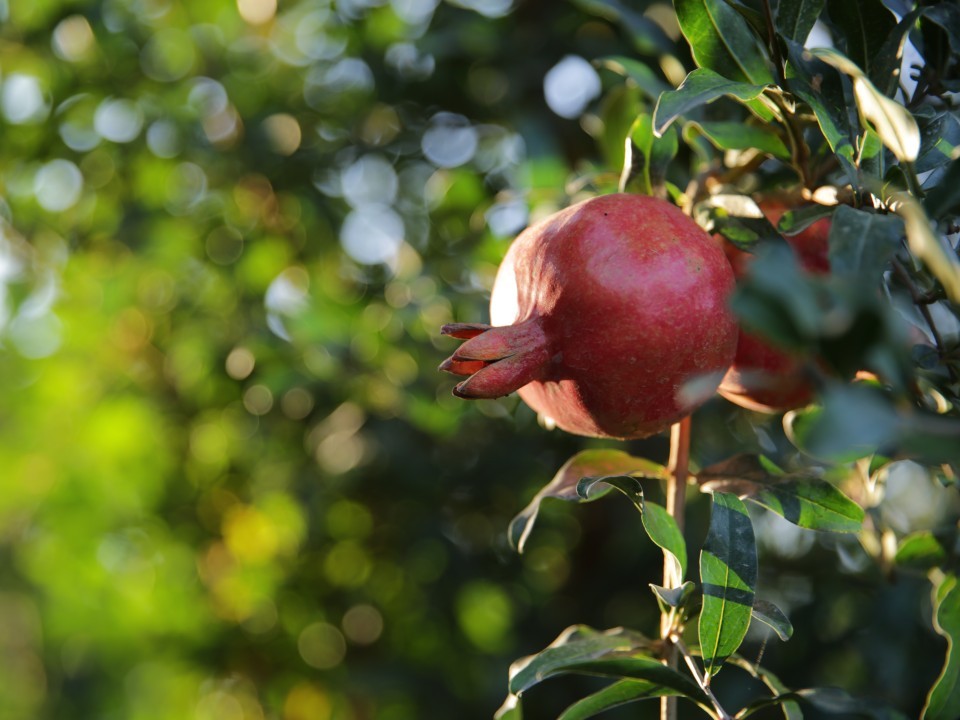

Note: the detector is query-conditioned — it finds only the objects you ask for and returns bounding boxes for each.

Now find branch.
[673,636,732,720]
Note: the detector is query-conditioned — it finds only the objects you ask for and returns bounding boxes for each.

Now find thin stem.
[673,636,732,720]
[761,0,787,87]
[892,256,960,384]
[660,416,692,720]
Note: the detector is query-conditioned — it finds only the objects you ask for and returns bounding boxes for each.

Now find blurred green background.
[0,1,951,718]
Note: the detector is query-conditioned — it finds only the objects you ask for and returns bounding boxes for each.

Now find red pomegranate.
[717,200,830,413]
[439,193,738,439]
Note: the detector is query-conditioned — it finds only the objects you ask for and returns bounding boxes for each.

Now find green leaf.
[620,113,679,197]
[674,0,776,85]
[924,158,960,218]
[502,625,712,715]
[895,531,949,569]
[752,599,794,641]
[869,8,924,96]
[579,475,688,578]
[699,492,758,679]
[738,686,907,719]
[683,120,791,160]
[924,3,960,57]
[827,205,903,280]
[915,109,960,174]
[783,42,858,181]
[777,203,837,235]
[698,454,865,533]
[650,581,697,612]
[728,656,803,720]
[597,56,672,100]
[811,47,920,163]
[557,679,692,720]
[509,450,668,553]
[694,194,786,253]
[926,575,960,719]
[654,67,770,136]
[824,0,896,79]
[777,0,826,43]
[895,192,960,304]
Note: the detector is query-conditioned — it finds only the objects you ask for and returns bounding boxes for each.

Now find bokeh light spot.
[94,98,143,143]
[297,622,346,669]
[421,113,477,168]
[342,604,383,645]
[340,205,404,265]
[52,15,95,61]
[284,683,332,720]
[262,114,302,156]
[238,0,277,25]
[2,74,48,124]
[34,160,83,212]
[543,55,601,119]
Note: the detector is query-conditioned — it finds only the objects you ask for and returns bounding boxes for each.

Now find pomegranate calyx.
[440,319,550,400]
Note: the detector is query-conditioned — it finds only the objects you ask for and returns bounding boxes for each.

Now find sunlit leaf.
[925,574,960,719]
[811,47,920,163]
[895,531,950,569]
[557,679,691,720]
[509,450,668,552]
[674,0,776,85]
[699,492,757,679]
[653,68,769,136]
[597,56,672,99]
[894,193,960,304]
[620,113,679,196]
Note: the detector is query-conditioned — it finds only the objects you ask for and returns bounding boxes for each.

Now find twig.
[660,416,691,720]
[673,636,733,720]
[761,0,787,88]
[892,256,960,383]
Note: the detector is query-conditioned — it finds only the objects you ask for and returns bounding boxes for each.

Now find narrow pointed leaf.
[729,656,802,720]
[824,0,896,78]
[827,206,903,280]
[650,581,697,612]
[620,113,679,196]
[699,492,758,679]
[653,68,768,135]
[811,47,920,163]
[924,574,960,719]
[579,475,688,578]
[895,193,960,305]
[507,625,652,696]
[558,679,699,720]
[698,454,865,533]
[674,0,776,85]
[895,531,950,569]
[784,42,858,181]
[752,599,794,641]
[509,450,667,552]
[777,0,825,43]
[777,203,837,236]
[683,120,791,160]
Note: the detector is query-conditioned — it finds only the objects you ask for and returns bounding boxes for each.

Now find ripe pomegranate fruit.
[717,200,830,413]
[439,193,738,439]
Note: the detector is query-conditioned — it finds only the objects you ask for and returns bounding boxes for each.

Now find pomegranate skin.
[717,201,830,413]
[440,193,738,439]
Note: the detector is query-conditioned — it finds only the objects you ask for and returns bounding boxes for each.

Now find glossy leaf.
[896,192,960,304]
[557,679,692,720]
[653,68,769,135]
[509,450,668,552]
[895,531,949,569]
[674,0,776,85]
[579,475,688,578]
[870,8,924,96]
[825,0,896,78]
[915,109,960,174]
[738,686,907,719]
[650,581,697,613]
[777,203,837,235]
[729,656,802,720]
[699,492,757,679]
[784,42,858,180]
[502,625,711,715]
[924,3,960,56]
[572,0,675,55]
[777,0,826,43]
[752,599,794,641]
[827,205,903,280]
[695,193,785,253]
[683,120,791,160]
[925,575,960,719]
[924,159,960,218]
[811,48,920,163]
[698,454,865,533]
[620,113,679,197]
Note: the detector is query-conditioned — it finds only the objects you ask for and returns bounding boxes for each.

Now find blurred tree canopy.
[0,1,955,719]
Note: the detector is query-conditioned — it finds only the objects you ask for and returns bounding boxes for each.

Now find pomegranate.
[439,193,738,439]
[717,200,830,413]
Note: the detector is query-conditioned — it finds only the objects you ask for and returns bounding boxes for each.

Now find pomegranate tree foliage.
[498,0,960,719]
[0,1,957,720]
